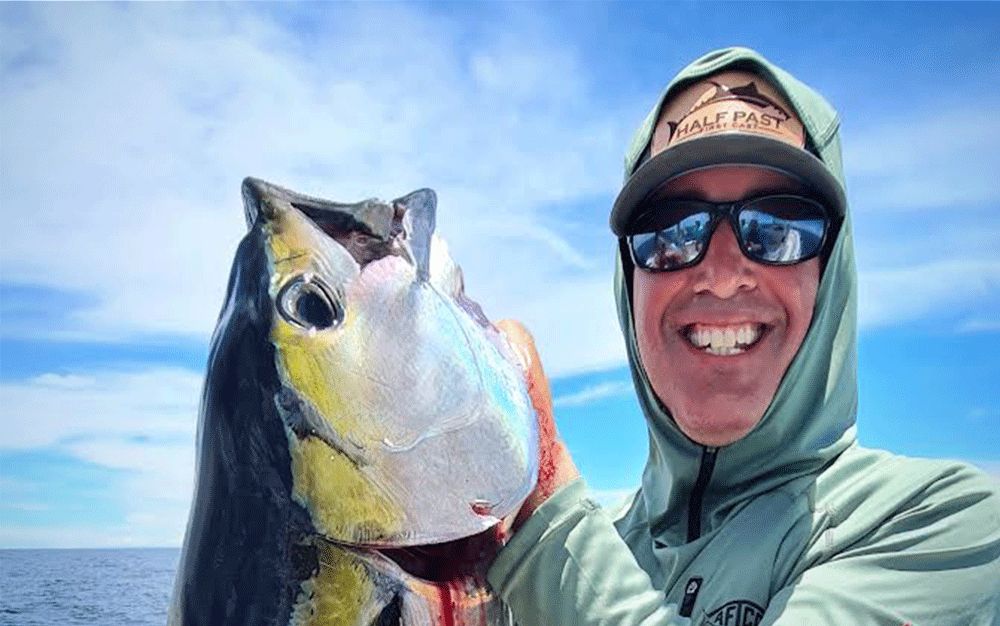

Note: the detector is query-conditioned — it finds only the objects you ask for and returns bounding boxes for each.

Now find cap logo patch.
[664,81,798,148]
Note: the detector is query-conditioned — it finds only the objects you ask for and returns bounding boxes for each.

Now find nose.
[689,221,757,298]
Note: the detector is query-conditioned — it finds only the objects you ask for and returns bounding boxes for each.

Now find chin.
[674,406,764,447]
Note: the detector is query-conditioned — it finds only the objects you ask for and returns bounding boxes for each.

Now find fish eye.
[277,276,342,331]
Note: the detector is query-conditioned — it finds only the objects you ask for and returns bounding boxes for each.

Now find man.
[490,47,1000,625]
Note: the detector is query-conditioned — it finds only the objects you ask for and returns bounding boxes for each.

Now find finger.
[495,320,578,533]
[494,319,535,371]
[495,319,554,430]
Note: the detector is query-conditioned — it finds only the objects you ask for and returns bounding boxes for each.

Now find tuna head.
[241,177,538,547]
[170,178,536,626]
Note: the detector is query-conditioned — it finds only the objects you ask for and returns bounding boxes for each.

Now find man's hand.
[495,320,580,534]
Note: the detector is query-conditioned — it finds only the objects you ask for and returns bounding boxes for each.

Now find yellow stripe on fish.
[289,543,378,626]
[265,203,403,543]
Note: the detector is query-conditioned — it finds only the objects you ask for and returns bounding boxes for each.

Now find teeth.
[685,323,762,356]
[737,326,750,345]
[690,328,711,347]
[723,328,736,348]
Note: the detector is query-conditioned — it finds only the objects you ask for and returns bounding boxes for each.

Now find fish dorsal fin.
[393,189,437,282]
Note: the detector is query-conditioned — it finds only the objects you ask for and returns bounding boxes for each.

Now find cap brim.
[610,134,847,237]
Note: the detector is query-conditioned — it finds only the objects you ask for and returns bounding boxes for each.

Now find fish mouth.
[243,177,437,278]
[373,527,501,582]
[321,527,501,584]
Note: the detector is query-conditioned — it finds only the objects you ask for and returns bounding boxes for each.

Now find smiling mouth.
[681,323,767,356]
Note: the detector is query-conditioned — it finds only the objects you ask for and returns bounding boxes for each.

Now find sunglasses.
[626,194,831,272]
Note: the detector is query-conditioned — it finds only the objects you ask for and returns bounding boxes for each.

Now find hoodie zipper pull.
[687,446,718,542]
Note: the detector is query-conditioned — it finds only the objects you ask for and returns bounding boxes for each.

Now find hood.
[613,47,859,544]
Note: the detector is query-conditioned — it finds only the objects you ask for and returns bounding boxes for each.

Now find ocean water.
[0,548,180,626]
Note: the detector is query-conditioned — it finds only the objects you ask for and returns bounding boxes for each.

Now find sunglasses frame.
[626,194,831,273]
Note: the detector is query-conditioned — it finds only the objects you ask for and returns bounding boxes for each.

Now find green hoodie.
[489,47,1000,626]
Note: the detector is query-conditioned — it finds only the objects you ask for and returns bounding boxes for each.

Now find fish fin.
[241,176,269,227]
[372,592,403,626]
[394,189,437,282]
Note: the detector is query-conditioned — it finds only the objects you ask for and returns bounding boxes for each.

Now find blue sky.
[1,2,998,548]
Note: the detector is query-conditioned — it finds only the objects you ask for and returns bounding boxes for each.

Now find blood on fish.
[528,354,559,500]
[471,501,493,516]
[437,583,456,626]
[379,528,504,625]
[534,376,558,495]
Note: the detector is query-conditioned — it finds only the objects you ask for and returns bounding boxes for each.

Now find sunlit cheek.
[792,261,820,338]
[769,261,819,374]
[632,272,655,350]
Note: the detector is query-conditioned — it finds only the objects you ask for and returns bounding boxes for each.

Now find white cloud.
[0,522,180,549]
[956,318,1000,333]
[0,367,201,448]
[5,3,998,373]
[554,380,634,408]
[840,89,1000,333]
[1,3,628,359]
[68,437,195,499]
[503,270,627,377]
[0,366,200,547]
[844,102,1000,212]
[4,2,999,552]
[589,488,636,511]
[106,441,195,547]
[0,365,199,548]
[0,476,55,514]
[857,259,1000,330]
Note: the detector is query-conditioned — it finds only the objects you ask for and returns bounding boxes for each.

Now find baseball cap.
[610,47,848,237]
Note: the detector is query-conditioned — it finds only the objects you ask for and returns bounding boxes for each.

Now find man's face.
[632,165,819,447]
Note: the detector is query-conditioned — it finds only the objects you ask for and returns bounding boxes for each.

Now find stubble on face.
[632,166,820,447]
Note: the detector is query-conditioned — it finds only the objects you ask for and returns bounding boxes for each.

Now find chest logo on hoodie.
[699,599,765,626]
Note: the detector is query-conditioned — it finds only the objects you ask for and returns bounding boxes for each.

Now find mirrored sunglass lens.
[739,207,826,263]
[630,212,710,270]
